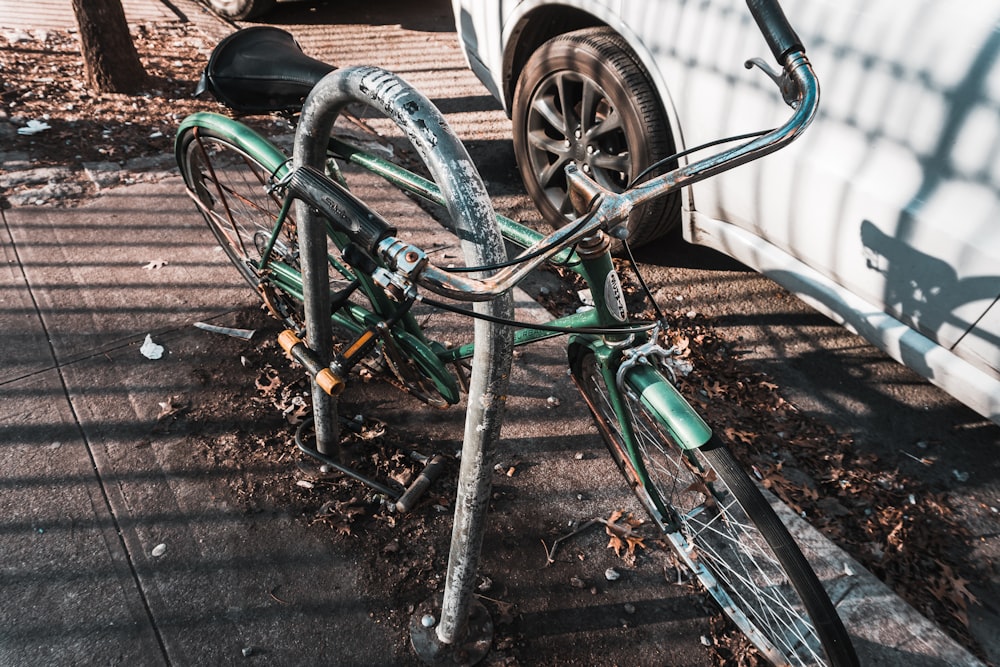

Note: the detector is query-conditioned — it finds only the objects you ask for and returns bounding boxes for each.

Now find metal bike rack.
[294,66,514,664]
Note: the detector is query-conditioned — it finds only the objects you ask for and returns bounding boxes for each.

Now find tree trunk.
[71,0,148,94]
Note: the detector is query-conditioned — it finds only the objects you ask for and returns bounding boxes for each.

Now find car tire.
[205,0,277,20]
[512,27,679,248]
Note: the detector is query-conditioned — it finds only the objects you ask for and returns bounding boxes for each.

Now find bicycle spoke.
[630,401,824,664]
[571,351,848,666]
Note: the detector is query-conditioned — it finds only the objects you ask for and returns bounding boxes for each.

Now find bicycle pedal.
[395,454,447,513]
[339,326,380,366]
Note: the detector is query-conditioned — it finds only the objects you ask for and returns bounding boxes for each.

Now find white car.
[453,0,1000,425]
[204,0,276,20]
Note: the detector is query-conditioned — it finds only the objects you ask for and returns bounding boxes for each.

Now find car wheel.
[205,0,277,20]
[512,27,679,248]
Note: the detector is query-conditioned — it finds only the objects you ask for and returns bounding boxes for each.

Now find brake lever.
[745,56,801,108]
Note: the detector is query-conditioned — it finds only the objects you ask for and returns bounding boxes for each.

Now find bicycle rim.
[178,128,306,330]
[572,352,856,666]
[178,123,461,407]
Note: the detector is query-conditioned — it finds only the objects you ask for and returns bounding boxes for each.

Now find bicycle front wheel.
[571,352,857,667]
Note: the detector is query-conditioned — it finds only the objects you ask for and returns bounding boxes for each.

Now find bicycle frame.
[329,131,716,457]
[346,138,717,533]
[180,111,715,489]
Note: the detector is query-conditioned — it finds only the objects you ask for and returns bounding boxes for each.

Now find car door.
[622,0,1000,378]
[786,0,1000,371]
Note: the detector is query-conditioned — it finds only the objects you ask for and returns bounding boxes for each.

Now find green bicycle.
[175,1,857,664]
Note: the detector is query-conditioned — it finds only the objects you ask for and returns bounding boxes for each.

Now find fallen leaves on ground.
[659,308,980,656]
[315,497,368,535]
[2,26,210,168]
[603,510,647,566]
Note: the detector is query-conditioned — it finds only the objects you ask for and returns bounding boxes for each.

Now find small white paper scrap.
[140,334,164,360]
[17,119,52,135]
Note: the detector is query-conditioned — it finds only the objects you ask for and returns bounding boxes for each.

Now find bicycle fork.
[567,230,714,530]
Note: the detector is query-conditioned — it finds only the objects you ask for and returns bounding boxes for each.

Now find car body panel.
[453,0,1000,423]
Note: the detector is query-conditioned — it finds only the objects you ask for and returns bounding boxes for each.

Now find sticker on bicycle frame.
[604,270,628,322]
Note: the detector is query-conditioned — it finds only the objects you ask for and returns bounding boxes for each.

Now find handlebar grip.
[746,0,804,62]
[287,165,396,254]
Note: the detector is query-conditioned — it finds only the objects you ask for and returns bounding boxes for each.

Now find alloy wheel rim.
[525,70,633,217]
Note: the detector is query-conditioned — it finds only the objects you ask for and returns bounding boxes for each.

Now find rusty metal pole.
[433,309,511,649]
[293,87,339,455]
[295,66,513,663]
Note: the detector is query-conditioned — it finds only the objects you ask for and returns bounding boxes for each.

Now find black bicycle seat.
[197,26,335,114]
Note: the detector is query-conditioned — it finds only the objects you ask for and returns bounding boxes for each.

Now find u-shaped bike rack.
[292,65,514,663]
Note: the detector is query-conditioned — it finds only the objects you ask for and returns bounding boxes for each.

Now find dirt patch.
[0,25,194,198]
[3,20,988,665]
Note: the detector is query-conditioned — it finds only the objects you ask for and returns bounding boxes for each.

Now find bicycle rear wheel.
[571,352,857,667]
[176,117,461,407]
[177,125,306,330]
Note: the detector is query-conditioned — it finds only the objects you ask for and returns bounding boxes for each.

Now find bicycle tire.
[177,124,306,331]
[571,352,857,667]
[176,121,461,406]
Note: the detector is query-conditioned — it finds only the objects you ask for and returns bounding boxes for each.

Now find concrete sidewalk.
[0,160,986,667]
[0,1,989,665]
[0,0,207,32]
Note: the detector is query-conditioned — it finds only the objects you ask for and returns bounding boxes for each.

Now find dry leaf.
[390,468,414,487]
[359,419,387,440]
[283,397,309,425]
[604,510,646,564]
[156,396,187,421]
[255,366,281,396]
[724,426,755,445]
[316,498,367,536]
[491,599,516,625]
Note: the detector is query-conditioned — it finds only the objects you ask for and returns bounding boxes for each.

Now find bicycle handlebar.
[306,0,819,303]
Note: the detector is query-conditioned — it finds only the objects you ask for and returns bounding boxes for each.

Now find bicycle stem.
[376,50,819,303]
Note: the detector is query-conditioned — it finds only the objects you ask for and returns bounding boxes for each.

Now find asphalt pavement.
[0,0,990,665]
